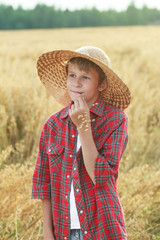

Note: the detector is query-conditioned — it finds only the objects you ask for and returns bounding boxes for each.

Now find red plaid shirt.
[32,96,128,240]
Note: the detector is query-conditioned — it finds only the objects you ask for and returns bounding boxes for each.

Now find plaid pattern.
[32,96,128,240]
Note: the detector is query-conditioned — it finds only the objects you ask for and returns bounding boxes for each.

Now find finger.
[77,96,84,109]
[83,96,88,106]
[81,96,88,109]
[68,108,72,116]
[81,97,90,118]
[74,98,80,110]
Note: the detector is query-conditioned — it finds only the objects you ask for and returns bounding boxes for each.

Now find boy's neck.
[86,94,100,109]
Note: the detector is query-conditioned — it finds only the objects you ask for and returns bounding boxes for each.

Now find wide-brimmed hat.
[37,46,131,110]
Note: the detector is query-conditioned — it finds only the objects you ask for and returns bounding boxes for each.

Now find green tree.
[126,2,141,25]
[0,5,14,29]
[0,3,160,29]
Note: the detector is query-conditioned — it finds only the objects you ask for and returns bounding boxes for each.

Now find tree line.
[0,3,160,30]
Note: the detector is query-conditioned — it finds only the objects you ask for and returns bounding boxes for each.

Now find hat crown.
[75,46,111,68]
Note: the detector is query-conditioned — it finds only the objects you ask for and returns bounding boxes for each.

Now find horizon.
[0,0,160,12]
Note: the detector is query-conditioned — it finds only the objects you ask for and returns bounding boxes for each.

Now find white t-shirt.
[70,135,81,229]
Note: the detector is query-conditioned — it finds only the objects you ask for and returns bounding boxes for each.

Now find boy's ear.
[98,79,107,92]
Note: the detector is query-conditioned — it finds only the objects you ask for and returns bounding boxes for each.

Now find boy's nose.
[74,77,82,87]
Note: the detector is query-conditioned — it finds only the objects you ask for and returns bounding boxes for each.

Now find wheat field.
[0,26,160,240]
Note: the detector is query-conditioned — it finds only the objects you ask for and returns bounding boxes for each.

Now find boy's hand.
[69,96,90,131]
[43,233,55,240]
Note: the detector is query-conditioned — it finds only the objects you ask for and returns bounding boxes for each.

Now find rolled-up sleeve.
[31,124,51,199]
[94,116,128,188]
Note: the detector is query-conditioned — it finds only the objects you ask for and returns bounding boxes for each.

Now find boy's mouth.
[71,90,84,95]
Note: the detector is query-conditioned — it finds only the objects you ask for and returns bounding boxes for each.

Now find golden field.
[0,26,160,239]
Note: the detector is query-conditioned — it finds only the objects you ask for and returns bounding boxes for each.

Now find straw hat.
[37,46,131,110]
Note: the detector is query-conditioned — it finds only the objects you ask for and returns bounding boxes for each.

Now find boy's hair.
[66,57,106,85]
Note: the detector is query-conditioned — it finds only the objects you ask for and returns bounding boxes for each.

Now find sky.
[0,0,160,11]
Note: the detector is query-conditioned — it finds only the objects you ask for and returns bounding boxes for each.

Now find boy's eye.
[69,74,76,78]
[83,76,90,80]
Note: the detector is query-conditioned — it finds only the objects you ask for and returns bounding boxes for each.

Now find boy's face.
[67,63,106,108]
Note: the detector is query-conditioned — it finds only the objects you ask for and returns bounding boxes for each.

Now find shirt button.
[84,231,88,234]
[65,216,68,219]
[64,237,67,240]
[76,189,79,192]
[67,175,70,179]
[69,154,72,157]
[65,195,68,199]
[72,134,75,138]
[74,167,76,171]
[80,210,83,214]
[48,148,51,152]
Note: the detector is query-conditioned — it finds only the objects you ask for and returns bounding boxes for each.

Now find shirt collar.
[60,95,106,119]
[90,95,105,117]
[60,103,71,119]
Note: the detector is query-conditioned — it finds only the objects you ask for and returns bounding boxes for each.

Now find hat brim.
[37,50,131,110]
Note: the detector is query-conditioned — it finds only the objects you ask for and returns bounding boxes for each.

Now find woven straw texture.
[37,47,131,110]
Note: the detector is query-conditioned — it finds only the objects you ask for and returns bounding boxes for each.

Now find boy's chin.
[70,94,85,102]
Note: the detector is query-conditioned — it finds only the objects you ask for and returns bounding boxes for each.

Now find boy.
[32,46,131,240]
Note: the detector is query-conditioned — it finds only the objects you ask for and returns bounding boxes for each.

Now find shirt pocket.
[47,143,64,173]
